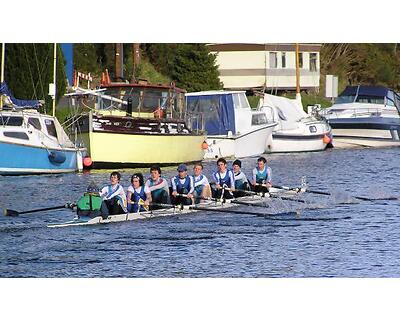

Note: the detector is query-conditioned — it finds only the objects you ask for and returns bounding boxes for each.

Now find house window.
[298,52,303,69]
[310,53,317,71]
[269,52,277,68]
[281,52,286,68]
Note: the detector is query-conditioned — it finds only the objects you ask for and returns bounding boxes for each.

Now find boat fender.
[48,151,66,164]
[322,135,331,144]
[83,156,93,168]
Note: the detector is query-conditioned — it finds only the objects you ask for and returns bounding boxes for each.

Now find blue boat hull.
[0,141,79,175]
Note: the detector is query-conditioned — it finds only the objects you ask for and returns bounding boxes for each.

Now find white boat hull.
[267,132,329,153]
[330,128,400,148]
[204,123,276,159]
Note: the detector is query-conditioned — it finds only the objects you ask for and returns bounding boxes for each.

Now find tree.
[3,43,67,112]
[171,44,222,92]
[74,43,101,76]
[142,44,222,91]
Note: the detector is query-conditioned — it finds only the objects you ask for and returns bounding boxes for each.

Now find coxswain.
[145,165,170,208]
[232,159,250,197]
[192,163,212,203]
[127,173,152,213]
[251,156,272,193]
[171,164,195,206]
[212,157,235,199]
[99,171,127,219]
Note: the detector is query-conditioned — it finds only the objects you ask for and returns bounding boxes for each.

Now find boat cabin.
[185,90,270,136]
[334,86,400,110]
[95,82,187,120]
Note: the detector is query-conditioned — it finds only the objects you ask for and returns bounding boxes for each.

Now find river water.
[1,147,400,278]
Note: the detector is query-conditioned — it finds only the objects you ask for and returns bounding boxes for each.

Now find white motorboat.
[186,90,277,159]
[258,93,332,153]
[319,85,400,148]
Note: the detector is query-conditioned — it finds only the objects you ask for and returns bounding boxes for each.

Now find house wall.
[208,44,321,91]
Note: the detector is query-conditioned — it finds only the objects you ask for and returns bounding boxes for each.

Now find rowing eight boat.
[47,187,304,228]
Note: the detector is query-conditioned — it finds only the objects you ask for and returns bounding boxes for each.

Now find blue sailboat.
[0,44,83,175]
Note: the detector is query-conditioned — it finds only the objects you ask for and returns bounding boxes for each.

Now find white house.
[207,43,321,92]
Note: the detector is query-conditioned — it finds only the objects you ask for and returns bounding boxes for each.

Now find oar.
[273,185,398,202]
[190,206,271,217]
[4,203,75,217]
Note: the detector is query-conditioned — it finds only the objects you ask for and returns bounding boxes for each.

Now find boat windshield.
[97,87,186,118]
[335,94,386,105]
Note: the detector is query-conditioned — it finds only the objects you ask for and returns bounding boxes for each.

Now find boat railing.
[185,112,205,134]
[321,107,398,119]
[259,105,277,123]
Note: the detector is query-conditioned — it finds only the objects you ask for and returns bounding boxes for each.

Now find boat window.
[233,93,250,109]
[252,113,267,125]
[0,116,23,126]
[3,131,29,140]
[44,119,58,138]
[102,87,173,114]
[309,126,317,133]
[386,91,395,107]
[335,95,356,104]
[28,117,42,130]
[355,95,385,104]
[276,107,287,121]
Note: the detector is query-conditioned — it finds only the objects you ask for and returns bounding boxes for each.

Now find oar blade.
[4,209,19,217]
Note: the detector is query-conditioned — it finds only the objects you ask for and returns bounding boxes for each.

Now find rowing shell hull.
[47,188,305,228]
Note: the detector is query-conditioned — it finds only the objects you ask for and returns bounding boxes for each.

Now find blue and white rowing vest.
[214,170,233,188]
[255,167,269,184]
[174,175,191,194]
[193,174,205,196]
[130,186,147,212]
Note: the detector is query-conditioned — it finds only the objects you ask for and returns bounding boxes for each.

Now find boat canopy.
[0,82,42,109]
[186,92,236,135]
[336,85,400,107]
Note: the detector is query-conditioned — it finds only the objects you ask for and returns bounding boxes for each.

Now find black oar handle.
[4,203,75,217]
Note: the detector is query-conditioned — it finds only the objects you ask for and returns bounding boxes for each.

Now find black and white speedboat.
[320,85,400,148]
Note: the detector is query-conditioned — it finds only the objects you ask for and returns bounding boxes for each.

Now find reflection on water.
[1,147,400,277]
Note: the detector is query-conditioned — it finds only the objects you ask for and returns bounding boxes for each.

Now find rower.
[99,171,127,219]
[232,159,250,197]
[251,156,272,193]
[171,164,195,206]
[145,165,170,208]
[192,163,212,203]
[212,157,235,199]
[127,173,152,213]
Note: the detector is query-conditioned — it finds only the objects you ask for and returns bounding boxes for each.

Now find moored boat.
[0,83,83,175]
[67,79,206,168]
[258,93,332,153]
[186,90,277,159]
[319,85,400,148]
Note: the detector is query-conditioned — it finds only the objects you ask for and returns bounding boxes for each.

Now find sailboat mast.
[1,43,4,109]
[52,43,57,117]
[295,43,302,102]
